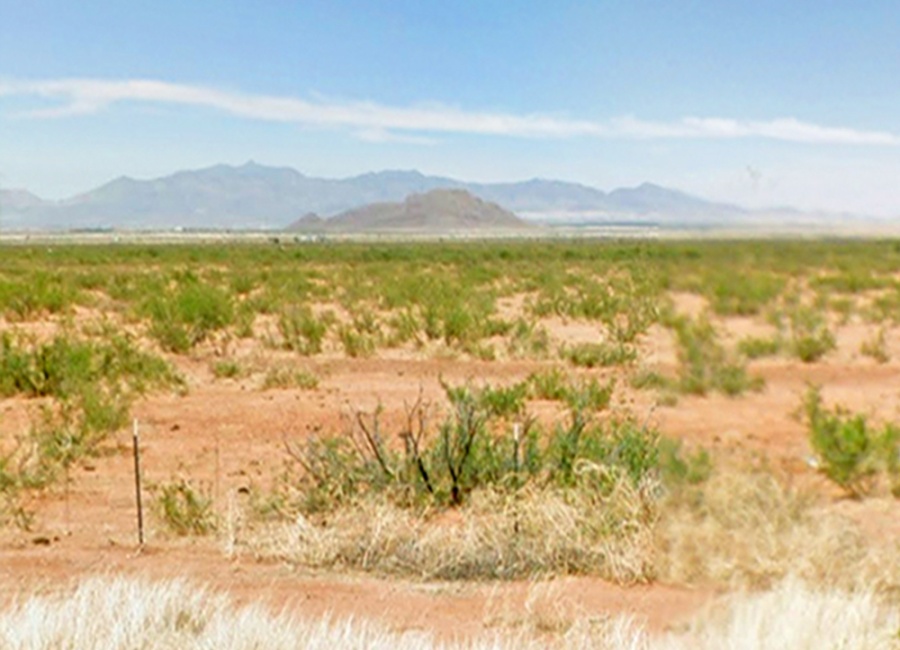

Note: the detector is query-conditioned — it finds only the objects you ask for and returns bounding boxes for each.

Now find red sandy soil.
[1,306,899,640]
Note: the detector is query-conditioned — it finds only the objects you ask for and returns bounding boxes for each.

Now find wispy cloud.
[2,77,899,146]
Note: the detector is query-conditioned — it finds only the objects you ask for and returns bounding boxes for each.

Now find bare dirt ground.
[1,303,899,641]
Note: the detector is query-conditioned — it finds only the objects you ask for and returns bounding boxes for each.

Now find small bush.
[506,318,550,358]
[156,479,216,535]
[783,305,835,363]
[737,335,781,359]
[145,280,234,353]
[476,381,529,419]
[562,341,636,368]
[261,366,319,390]
[338,324,377,358]
[860,328,890,363]
[277,306,328,355]
[672,316,761,396]
[708,273,783,316]
[211,359,243,379]
[527,367,570,401]
[804,386,900,498]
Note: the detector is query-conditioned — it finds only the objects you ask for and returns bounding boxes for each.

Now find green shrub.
[0,333,176,400]
[261,366,319,390]
[145,280,234,352]
[527,367,570,401]
[156,479,216,535]
[0,273,77,320]
[804,386,900,498]
[211,360,243,379]
[738,335,782,359]
[784,305,836,363]
[562,341,636,368]
[277,306,328,354]
[658,438,712,486]
[476,381,529,419]
[860,329,890,363]
[672,316,761,396]
[287,378,660,514]
[708,273,783,316]
[506,318,550,358]
[527,369,614,412]
[338,318,379,358]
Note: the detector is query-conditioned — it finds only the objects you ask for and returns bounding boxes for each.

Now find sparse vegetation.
[3,239,900,642]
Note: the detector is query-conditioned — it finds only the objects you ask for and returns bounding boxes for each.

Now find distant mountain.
[289,189,530,233]
[0,161,760,231]
[1,189,46,211]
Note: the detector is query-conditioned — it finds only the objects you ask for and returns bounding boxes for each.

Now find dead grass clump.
[247,474,659,583]
[656,469,900,593]
[663,578,900,650]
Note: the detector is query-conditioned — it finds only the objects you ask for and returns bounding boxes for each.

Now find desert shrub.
[562,341,636,368]
[277,305,328,354]
[672,316,761,396]
[0,332,176,400]
[287,379,656,516]
[476,381,529,419]
[708,273,784,316]
[0,331,178,526]
[781,304,836,363]
[261,366,318,390]
[737,335,782,359]
[385,309,422,347]
[658,438,712,486]
[156,479,216,535]
[211,359,243,379]
[530,274,659,345]
[144,279,234,352]
[338,317,379,358]
[629,368,672,391]
[506,318,550,358]
[527,367,570,401]
[0,273,77,321]
[860,328,890,363]
[804,386,900,498]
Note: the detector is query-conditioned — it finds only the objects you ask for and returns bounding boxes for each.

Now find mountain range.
[0,161,851,232]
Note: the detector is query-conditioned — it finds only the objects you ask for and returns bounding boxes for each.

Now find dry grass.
[237,466,900,596]
[244,475,660,582]
[655,469,900,593]
[0,576,897,649]
[660,578,900,650]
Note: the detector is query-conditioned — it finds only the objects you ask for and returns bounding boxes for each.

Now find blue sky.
[2,0,900,215]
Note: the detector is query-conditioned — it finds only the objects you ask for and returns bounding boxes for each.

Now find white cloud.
[2,77,899,146]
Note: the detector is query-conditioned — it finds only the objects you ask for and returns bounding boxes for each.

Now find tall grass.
[0,576,896,650]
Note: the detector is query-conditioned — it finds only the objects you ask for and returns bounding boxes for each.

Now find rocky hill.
[288,189,531,233]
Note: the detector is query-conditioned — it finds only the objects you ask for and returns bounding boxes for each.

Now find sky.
[2,0,900,216]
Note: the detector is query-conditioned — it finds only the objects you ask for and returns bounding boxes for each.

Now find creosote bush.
[804,386,900,498]
[286,379,657,515]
